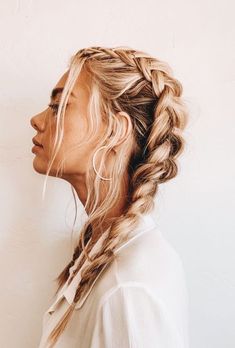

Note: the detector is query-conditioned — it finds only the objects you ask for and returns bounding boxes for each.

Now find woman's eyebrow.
[50,87,76,101]
[50,87,64,101]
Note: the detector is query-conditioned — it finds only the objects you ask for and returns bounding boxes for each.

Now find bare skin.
[30,68,132,242]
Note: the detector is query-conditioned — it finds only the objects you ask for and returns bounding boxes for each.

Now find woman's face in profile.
[30,69,104,180]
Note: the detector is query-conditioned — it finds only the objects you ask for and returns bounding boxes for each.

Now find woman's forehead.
[53,68,91,100]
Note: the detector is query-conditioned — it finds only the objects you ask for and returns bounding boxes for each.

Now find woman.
[30,46,189,348]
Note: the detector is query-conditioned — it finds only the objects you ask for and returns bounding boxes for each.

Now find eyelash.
[48,103,59,116]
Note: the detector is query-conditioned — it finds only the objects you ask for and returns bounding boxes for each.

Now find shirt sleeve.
[90,283,184,348]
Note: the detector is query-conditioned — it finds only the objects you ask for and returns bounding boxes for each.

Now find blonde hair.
[43,46,188,347]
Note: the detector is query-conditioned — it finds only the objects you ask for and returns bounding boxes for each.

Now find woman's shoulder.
[115,226,187,288]
[93,228,189,348]
[96,224,188,313]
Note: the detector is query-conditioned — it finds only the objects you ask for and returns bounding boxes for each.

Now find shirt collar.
[47,210,158,313]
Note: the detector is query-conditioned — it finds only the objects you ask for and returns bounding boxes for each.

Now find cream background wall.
[0,0,234,347]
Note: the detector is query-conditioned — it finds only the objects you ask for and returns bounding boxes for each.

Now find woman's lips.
[32,137,43,147]
[32,144,43,153]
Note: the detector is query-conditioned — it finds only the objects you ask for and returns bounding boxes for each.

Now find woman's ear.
[112,111,132,150]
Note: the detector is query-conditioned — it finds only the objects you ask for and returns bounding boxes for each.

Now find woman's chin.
[32,158,60,177]
[32,157,47,175]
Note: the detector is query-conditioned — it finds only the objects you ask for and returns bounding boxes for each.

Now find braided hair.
[45,46,188,347]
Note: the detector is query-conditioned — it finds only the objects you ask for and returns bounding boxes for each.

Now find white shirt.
[38,211,189,347]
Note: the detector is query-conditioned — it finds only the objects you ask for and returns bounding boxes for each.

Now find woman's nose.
[30,111,47,131]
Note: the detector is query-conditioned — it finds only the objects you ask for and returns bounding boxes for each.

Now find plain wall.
[0,0,234,347]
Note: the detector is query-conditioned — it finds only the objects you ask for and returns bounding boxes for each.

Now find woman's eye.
[48,103,59,116]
